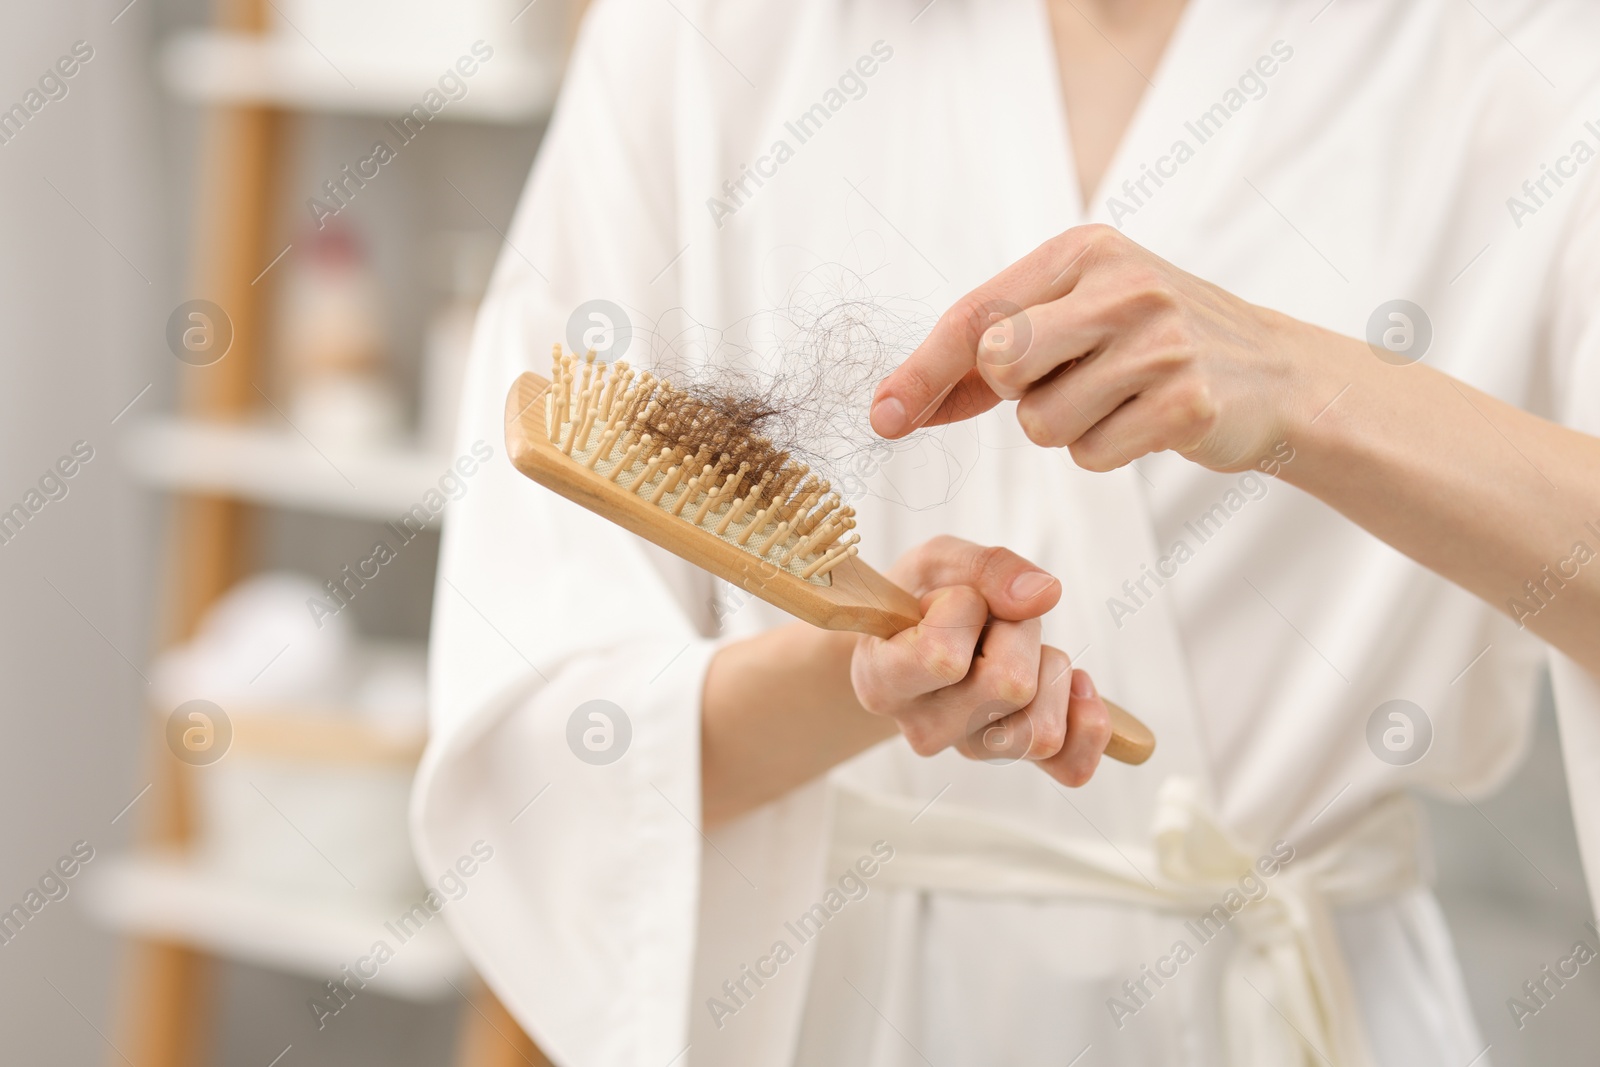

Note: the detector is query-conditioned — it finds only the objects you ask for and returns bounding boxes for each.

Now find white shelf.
[80,852,469,1001]
[121,417,452,521]
[161,30,559,122]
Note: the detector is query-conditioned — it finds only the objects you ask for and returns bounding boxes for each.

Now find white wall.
[0,1,162,1061]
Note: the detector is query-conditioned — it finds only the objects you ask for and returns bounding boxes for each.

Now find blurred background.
[2,0,568,1063]
[0,1,1594,1065]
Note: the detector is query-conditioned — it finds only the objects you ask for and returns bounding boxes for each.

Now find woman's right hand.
[850,536,1114,787]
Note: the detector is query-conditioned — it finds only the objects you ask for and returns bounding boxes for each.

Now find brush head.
[545,345,860,584]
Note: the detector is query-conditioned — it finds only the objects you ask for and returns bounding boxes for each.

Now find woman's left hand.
[870,223,1341,472]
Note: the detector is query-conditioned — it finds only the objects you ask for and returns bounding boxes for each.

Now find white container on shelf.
[192,750,423,901]
[153,573,432,903]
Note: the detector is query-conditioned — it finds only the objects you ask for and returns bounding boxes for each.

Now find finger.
[1067,384,1215,473]
[1020,645,1074,761]
[1036,668,1113,788]
[871,228,1109,438]
[960,703,1035,762]
[957,640,1072,762]
[1012,339,1151,450]
[975,297,1109,402]
[913,368,1004,430]
[888,536,1061,621]
[903,615,1040,760]
[929,617,1041,717]
[854,586,988,703]
[869,304,990,439]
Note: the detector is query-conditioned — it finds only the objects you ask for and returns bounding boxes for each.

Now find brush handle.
[849,561,1155,766]
[1097,704,1157,765]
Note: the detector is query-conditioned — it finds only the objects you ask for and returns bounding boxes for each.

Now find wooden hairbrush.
[504,346,1155,765]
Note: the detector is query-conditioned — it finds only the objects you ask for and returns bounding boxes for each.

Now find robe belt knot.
[830,776,1426,1067]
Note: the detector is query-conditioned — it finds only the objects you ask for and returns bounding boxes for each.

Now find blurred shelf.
[161,30,559,122]
[82,852,468,1001]
[178,705,426,765]
[122,417,451,521]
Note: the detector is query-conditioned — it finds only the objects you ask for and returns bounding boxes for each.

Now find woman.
[414,0,1600,1063]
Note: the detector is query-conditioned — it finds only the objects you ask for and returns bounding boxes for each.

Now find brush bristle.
[547,344,860,583]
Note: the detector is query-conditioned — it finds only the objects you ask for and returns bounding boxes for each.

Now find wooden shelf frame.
[104,0,553,1064]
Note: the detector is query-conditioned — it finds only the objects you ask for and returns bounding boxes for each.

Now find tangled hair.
[543,271,961,580]
[631,385,793,488]
[633,273,931,495]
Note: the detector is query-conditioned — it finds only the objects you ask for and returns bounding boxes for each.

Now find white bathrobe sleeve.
[1544,164,1600,927]
[410,2,730,1063]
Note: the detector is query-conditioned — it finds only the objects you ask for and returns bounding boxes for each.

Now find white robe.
[411,1,1600,1064]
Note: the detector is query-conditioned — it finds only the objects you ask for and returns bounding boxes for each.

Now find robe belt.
[829,776,1427,1067]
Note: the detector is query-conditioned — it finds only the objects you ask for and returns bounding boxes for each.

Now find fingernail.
[871,396,906,437]
[1071,670,1095,700]
[1009,570,1056,601]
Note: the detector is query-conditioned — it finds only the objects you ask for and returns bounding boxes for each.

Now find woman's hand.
[863,223,1600,676]
[702,536,1114,826]
[870,223,1340,473]
[851,535,1114,787]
